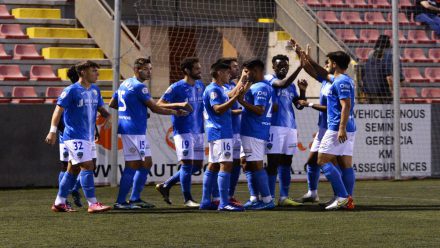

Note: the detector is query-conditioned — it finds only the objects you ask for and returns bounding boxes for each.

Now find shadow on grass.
[105,204,440,214]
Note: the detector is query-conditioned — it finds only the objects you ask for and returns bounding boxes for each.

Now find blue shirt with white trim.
[223,81,241,134]
[327,74,356,132]
[318,78,333,129]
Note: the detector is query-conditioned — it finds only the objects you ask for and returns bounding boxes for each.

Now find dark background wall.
[0,105,60,188]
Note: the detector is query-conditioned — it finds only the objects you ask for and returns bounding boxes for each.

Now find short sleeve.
[253,85,269,106]
[97,88,104,107]
[291,85,299,101]
[137,84,151,103]
[57,88,71,108]
[264,74,275,85]
[209,87,224,107]
[162,85,175,102]
[337,79,352,100]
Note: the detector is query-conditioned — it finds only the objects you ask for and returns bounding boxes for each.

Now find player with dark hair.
[110,57,187,210]
[155,57,205,208]
[46,61,112,213]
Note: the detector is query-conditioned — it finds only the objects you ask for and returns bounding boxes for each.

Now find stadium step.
[11,8,61,19]
[42,47,104,59]
[101,90,113,103]
[57,68,113,81]
[26,27,88,39]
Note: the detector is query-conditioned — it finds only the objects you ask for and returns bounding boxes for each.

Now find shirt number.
[118,90,127,112]
[266,97,273,118]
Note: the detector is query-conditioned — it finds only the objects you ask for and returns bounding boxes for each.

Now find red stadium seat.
[341,12,367,25]
[403,68,426,83]
[30,65,61,81]
[355,48,373,61]
[359,29,380,42]
[0,24,28,39]
[399,0,413,8]
[12,86,44,104]
[0,44,12,59]
[424,68,440,83]
[384,30,407,43]
[0,65,27,80]
[387,13,412,25]
[45,87,64,104]
[0,89,11,103]
[365,12,390,25]
[368,0,391,8]
[346,0,373,8]
[335,29,358,43]
[303,0,325,7]
[400,87,425,103]
[421,88,440,103]
[407,30,436,44]
[317,11,343,24]
[403,48,433,63]
[13,44,44,60]
[0,5,14,19]
[323,0,345,7]
[428,48,440,63]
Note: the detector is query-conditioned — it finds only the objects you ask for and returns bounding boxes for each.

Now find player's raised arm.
[45,105,64,145]
[293,79,308,110]
[291,39,329,81]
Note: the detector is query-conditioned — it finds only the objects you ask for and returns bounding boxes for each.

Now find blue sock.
[79,170,96,200]
[335,164,342,174]
[245,170,257,198]
[164,166,199,188]
[116,166,136,203]
[229,165,241,197]
[71,178,81,193]
[201,170,216,206]
[180,164,193,201]
[278,165,291,198]
[268,174,277,199]
[58,171,65,186]
[212,172,220,199]
[218,171,231,208]
[57,172,76,198]
[307,164,320,191]
[321,163,348,198]
[255,169,271,199]
[341,167,355,196]
[130,167,150,201]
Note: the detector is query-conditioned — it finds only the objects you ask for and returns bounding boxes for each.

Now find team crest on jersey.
[267,143,273,150]
[63,151,69,158]
[210,91,217,100]
[77,152,83,158]
[60,91,67,99]
[129,147,136,153]
[140,150,145,157]
[182,149,189,156]
[225,152,231,158]
[92,89,98,96]
[142,87,149,94]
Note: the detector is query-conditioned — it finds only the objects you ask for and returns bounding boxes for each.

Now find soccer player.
[109,58,188,210]
[200,61,245,211]
[264,54,307,207]
[155,57,205,208]
[216,57,245,206]
[239,58,275,210]
[45,61,112,213]
[294,41,356,210]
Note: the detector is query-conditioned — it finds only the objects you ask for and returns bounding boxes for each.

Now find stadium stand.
[0,65,27,80]
[11,86,44,104]
[0,5,14,19]
[30,65,61,81]
[13,44,44,60]
[0,88,11,103]
[0,24,28,38]
[44,86,63,104]
[0,44,12,59]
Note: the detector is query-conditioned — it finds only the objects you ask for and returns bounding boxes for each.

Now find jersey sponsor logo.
[142,87,149,94]
[60,91,67,99]
[257,91,268,96]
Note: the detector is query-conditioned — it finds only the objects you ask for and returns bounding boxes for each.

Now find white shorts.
[310,128,327,153]
[121,134,151,161]
[91,143,97,159]
[59,143,69,162]
[232,134,245,159]
[64,139,94,165]
[318,130,356,156]
[265,126,298,155]
[241,135,266,162]
[208,139,233,163]
[174,133,205,161]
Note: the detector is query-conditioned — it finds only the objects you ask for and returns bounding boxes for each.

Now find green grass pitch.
[1,180,439,247]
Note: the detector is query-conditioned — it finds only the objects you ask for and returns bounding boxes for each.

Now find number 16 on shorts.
[208,139,233,163]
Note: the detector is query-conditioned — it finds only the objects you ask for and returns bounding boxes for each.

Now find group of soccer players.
[45,38,357,213]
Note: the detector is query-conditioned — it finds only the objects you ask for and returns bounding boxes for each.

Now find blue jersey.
[161,79,205,135]
[317,78,332,129]
[240,80,273,140]
[327,74,356,132]
[57,82,104,142]
[113,77,151,135]
[265,74,299,129]
[223,81,241,134]
[203,82,233,142]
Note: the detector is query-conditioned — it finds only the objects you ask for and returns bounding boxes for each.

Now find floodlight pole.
[110,0,121,187]
[392,0,401,180]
